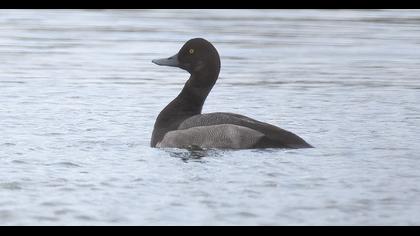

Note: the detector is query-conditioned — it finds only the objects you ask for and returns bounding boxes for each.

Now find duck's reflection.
[166,146,223,162]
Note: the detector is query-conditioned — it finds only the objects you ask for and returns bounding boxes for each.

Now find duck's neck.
[160,68,219,121]
[151,67,219,146]
[176,71,219,113]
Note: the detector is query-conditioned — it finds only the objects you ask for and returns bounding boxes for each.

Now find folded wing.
[177,112,312,148]
[157,124,265,149]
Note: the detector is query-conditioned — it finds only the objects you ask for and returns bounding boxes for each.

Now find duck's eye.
[189,49,194,54]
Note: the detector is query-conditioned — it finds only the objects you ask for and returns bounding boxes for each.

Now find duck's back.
[156,112,312,149]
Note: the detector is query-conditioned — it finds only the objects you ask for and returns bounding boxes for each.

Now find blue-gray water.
[1,9,420,225]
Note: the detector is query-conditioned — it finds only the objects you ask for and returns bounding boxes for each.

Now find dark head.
[152,38,220,75]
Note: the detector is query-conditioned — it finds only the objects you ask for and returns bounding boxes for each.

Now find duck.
[151,38,312,149]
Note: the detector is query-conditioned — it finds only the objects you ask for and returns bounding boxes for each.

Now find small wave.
[1,143,16,146]
[47,162,81,168]
[0,182,22,190]
[11,159,26,164]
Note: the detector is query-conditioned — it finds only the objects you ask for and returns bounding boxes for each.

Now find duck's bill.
[152,53,179,67]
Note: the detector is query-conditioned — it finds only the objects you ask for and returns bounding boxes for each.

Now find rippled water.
[1,9,420,225]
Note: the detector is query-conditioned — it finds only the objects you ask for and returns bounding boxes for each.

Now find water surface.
[1,9,420,225]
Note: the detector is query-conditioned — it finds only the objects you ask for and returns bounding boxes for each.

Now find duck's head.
[152,38,220,74]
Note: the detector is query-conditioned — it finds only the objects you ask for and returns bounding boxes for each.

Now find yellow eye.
[189,49,194,54]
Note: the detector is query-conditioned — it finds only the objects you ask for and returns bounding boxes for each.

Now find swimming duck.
[151,38,312,149]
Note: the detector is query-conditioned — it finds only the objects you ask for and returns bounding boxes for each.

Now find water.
[1,9,420,225]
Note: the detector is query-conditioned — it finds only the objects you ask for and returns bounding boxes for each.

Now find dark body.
[151,38,312,149]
